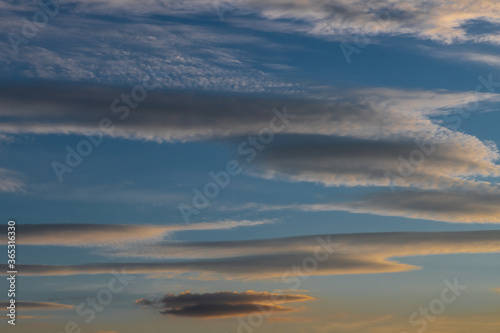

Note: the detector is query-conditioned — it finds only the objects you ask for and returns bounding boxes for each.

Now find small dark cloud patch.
[135,291,313,318]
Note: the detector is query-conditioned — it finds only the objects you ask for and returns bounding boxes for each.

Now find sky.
[1,0,500,332]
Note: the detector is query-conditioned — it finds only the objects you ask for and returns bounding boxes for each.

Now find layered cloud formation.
[1,82,499,193]
[2,0,500,330]
[5,230,500,279]
[1,84,499,229]
[3,81,497,223]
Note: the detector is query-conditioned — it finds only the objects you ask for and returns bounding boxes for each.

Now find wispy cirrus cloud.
[5,0,500,47]
[421,46,500,68]
[0,167,24,192]
[243,0,500,45]
[0,6,289,92]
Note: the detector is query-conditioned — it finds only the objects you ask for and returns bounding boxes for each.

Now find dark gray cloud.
[0,81,492,142]
[135,290,313,318]
[253,134,500,189]
[159,303,280,317]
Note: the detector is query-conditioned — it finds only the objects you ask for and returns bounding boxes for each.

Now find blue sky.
[1,1,500,332]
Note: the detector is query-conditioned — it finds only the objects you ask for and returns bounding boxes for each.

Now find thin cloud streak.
[0,301,74,311]
[235,189,500,223]
[0,220,272,247]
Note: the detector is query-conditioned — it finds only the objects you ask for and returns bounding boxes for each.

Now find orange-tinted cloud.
[0,220,271,247]
[0,301,74,311]
[5,230,500,279]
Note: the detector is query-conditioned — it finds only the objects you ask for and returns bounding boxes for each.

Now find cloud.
[236,189,500,223]
[308,190,500,223]
[1,81,499,202]
[422,47,500,68]
[4,0,500,48]
[225,0,500,45]
[0,7,288,91]
[2,0,500,97]
[0,301,74,311]
[0,82,300,142]
[0,82,496,142]
[0,167,24,192]
[251,134,500,190]
[6,230,500,279]
[0,220,271,247]
[135,290,313,318]
[1,82,499,192]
